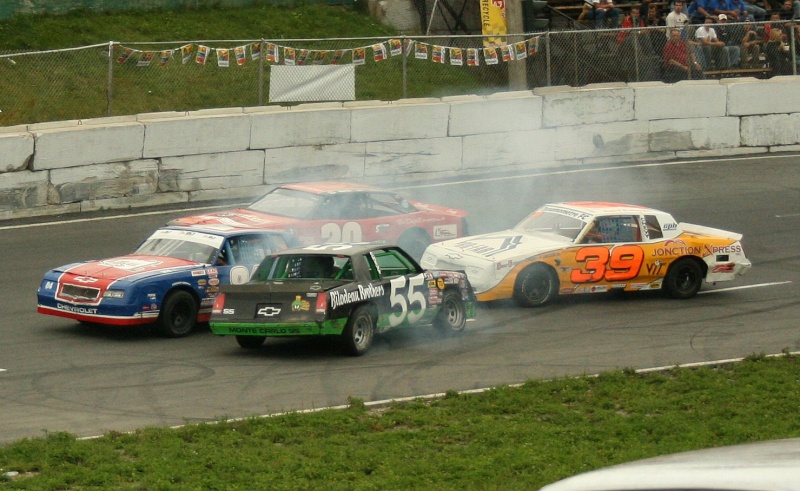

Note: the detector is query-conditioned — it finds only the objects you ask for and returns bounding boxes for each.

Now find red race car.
[169,182,468,259]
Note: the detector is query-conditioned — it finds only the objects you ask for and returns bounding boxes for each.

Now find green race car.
[210,243,477,356]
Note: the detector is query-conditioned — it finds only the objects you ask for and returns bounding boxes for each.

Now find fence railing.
[0,21,796,127]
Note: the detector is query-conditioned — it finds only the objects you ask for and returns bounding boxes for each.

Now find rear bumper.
[210,318,347,337]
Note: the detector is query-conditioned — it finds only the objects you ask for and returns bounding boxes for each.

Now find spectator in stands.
[618,5,648,43]
[716,14,743,67]
[617,5,660,79]
[582,0,623,28]
[645,1,668,53]
[705,0,745,21]
[687,0,716,22]
[778,0,800,18]
[666,0,691,38]
[740,20,763,67]
[695,15,728,69]
[663,28,703,80]
[764,24,793,73]
[762,10,789,41]
[742,0,767,20]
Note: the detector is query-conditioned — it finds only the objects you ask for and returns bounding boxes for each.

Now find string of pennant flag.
[115,37,542,68]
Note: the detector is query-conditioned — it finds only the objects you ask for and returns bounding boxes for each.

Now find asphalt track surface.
[1,155,799,444]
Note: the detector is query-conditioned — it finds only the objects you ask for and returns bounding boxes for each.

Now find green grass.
[2,354,799,490]
[0,4,508,127]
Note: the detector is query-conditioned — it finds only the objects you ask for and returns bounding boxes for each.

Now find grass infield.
[1,353,799,490]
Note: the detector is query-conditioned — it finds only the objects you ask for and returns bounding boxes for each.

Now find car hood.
[426,229,571,262]
[168,208,297,229]
[52,255,206,283]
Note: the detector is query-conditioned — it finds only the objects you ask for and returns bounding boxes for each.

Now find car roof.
[549,202,658,216]
[540,438,800,491]
[274,243,390,257]
[279,181,383,195]
[160,224,287,238]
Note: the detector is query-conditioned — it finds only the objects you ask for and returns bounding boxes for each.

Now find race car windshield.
[253,255,352,281]
[247,188,322,219]
[133,229,224,263]
[133,238,219,263]
[514,211,587,240]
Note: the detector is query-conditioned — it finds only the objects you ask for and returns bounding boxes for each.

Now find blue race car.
[37,225,297,337]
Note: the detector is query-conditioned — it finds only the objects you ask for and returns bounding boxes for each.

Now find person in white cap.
[716,13,742,67]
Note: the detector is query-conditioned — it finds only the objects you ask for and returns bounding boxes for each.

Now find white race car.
[419,202,751,306]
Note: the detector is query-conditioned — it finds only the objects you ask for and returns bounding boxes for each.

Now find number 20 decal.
[389,274,427,327]
[320,222,363,243]
[570,245,644,283]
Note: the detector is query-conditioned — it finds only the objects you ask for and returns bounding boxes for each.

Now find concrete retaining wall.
[1,76,799,221]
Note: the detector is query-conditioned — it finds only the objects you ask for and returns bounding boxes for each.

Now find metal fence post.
[107,41,114,116]
[402,35,408,99]
[545,31,552,86]
[259,39,265,105]
[792,20,797,76]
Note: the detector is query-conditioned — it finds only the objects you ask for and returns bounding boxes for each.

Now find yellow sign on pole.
[480,0,508,47]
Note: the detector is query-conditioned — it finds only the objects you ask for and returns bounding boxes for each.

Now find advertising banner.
[480,0,508,47]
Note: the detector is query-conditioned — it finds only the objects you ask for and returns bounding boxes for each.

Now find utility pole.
[506,0,527,90]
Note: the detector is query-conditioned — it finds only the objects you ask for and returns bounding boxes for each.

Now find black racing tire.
[157,290,198,338]
[664,258,704,299]
[434,290,467,335]
[397,229,432,261]
[341,306,375,356]
[513,264,558,308]
[236,335,266,349]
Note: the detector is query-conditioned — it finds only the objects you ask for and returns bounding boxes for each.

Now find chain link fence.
[0,23,796,127]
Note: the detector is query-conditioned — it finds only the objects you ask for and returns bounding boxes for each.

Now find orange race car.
[420,202,751,306]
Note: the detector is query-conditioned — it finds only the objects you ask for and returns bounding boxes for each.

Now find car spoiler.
[680,222,742,241]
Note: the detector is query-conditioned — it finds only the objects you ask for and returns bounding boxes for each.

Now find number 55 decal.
[389,274,427,327]
[570,245,644,283]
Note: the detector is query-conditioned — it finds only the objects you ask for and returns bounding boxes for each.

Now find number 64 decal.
[570,245,644,283]
[389,274,427,327]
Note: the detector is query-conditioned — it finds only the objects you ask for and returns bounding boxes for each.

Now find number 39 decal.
[570,245,644,283]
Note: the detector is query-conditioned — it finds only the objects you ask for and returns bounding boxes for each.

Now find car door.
[564,215,647,293]
[367,247,432,332]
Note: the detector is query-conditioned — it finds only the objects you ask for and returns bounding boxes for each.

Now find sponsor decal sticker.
[291,295,311,312]
[437,278,445,290]
[433,224,458,239]
[100,258,161,272]
[704,244,742,255]
[257,305,282,317]
[455,235,523,257]
[191,270,205,277]
[73,276,99,283]
[329,283,385,310]
[712,262,736,273]
[57,303,98,314]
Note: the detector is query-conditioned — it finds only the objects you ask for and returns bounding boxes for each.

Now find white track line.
[77,350,800,441]
[0,203,242,231]
[698,281,792,294]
